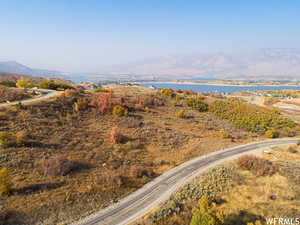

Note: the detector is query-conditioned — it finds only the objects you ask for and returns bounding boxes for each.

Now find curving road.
[0,88,58,108]
[70,138,300,225]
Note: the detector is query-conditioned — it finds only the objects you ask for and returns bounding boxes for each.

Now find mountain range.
[0,61,68,79]
[1,48,300,81]
[101,48,300,80]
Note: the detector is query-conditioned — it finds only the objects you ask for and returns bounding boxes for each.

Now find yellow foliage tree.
[16,79,34,89]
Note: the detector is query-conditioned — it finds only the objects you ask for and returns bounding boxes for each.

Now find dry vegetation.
[0,85,259,225]
[0,86,32,103]
[135,145,300,225]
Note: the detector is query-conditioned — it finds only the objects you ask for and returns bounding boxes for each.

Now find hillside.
[0,61,67,79]
[0,72,73,86]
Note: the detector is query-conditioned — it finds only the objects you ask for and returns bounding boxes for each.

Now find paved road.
[0,89,58,108]
[70,138,300,225]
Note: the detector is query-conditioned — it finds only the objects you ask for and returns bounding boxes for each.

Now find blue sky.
[1,0,300,73]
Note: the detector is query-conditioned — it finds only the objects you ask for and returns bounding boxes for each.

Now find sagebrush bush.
[113,105,128,117]
[0,132,16,147]
[236,155,275,176]
[37,155,75,176]
[0,168,12,197]
[110,127,124,144]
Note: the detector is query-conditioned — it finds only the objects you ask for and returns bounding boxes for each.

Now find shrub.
[93,93,114,113]
[16,78,34,88]
[64,89,81,98]
[209,99,295,134]
[0,87,31,103]
[39,80,74,90]
[190,195,223,225]
[74,98,89,112]
[37,155,75,176]
[94,88,111,93]
[160,88,174,97]
[0,81,16,87]
[0,132,16,147]
[113,105,128,117]
[236,155,275,176]
[170,100,179,107]
[129,166,154,178]
[287,145,298,153]
[0,168,12,197]
[219,129,232,139]
[185,97,208,112]
[176,110,187,118]
[265,129,279,138]
[110,127,124,144]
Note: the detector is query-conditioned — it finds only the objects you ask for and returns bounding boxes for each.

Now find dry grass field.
[136,144,300,225]
[0,86,255,225]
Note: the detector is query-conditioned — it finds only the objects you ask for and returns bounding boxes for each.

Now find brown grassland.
[0,86,255,225]
[135,144,300,225]
[1,85,298,225]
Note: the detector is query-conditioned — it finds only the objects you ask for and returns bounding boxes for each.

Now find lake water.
[139,82,300,93]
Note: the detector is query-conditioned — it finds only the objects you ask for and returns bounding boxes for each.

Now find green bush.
[112,105,128,117]
[209,99,295,134]
[0,81,16,87]
[185,97,208,112]
[39,80,74,90]
[190,195,223,225]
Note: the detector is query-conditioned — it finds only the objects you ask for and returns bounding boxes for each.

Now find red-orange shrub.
[129,165,154,178]
[236,155,275,176]
[92,93,114,113]
[110,127,124,144]
[37,155,75,176]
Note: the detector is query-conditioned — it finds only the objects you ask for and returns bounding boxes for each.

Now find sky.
[0,0,300,73]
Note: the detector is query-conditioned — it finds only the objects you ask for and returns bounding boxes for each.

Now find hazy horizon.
[1,1,300,73]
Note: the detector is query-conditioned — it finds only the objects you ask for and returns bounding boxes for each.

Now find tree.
[16,79,34,88]
[190,196,223,225]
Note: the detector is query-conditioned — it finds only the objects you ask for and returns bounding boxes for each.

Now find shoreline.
[136,81,300,87]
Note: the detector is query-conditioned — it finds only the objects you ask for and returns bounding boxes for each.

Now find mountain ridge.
[1,48,300,81]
